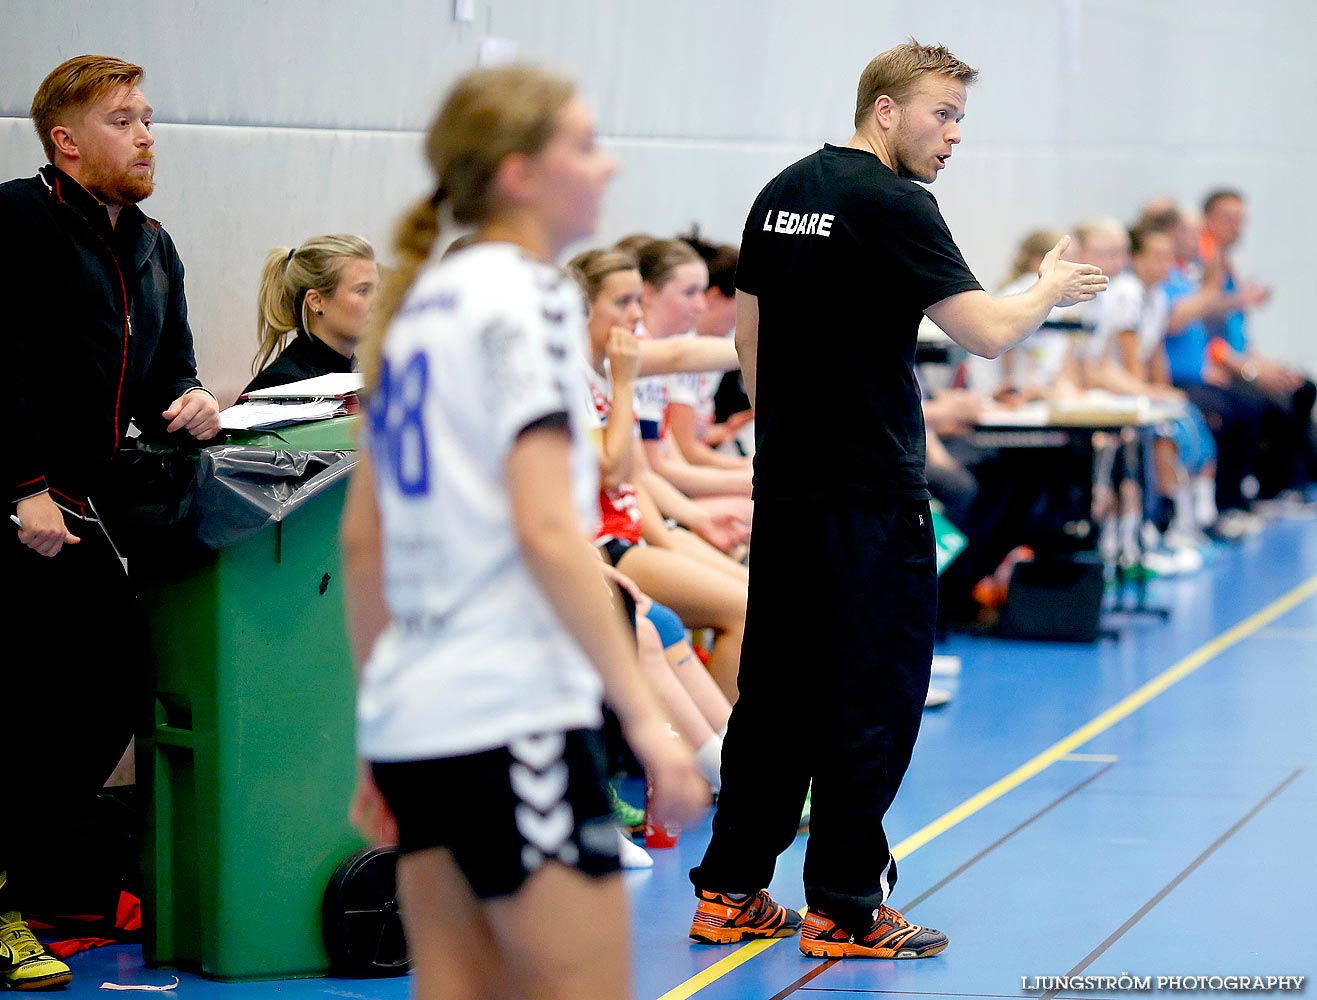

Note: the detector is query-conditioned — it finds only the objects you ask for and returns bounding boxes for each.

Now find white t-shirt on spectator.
[694,331,734,440]
[1090,270,1169,365]
[632,323,671,442]
[357,242,603,762]
[1063,293,1106,366]
[965,274,1075,393]
[664,332,701,412]
[663,330,723,442]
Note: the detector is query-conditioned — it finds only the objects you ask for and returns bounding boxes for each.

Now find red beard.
[83,153,155,206]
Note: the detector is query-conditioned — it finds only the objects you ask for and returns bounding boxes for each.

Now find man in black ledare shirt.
[686,39,1107,959]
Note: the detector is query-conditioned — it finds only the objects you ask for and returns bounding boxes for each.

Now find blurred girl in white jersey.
[340,65,705,1000]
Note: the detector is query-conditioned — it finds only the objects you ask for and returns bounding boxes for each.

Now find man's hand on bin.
[163,388,221,441]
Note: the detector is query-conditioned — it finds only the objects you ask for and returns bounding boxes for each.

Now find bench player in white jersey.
[630,239,754,514]
[340,65,705,1000]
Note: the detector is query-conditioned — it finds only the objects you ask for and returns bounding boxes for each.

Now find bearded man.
[0,54,219,989]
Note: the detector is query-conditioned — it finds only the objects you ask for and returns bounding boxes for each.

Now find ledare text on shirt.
[762,209,835,236]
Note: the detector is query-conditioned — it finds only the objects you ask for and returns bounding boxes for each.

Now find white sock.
[616,828,653,869]
[1119,511,1140,553]
[1098,515,1119,560]
[717,725,728,741]
[1195,476,1218,527]
[695,734,723,793]
[1173,483,1197,535]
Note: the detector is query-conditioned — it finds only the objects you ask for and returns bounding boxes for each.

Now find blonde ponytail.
[254,247,298,374]
[252,234,375,376]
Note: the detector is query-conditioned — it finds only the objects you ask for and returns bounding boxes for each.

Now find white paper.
[243,373,363,399]
[100,977,180,992]
[220,399,345,430]
[977,401,1050,426]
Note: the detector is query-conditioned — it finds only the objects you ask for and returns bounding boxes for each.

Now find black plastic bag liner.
[112,440,357,554]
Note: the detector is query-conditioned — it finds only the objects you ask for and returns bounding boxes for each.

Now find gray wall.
[3,0,1312,404]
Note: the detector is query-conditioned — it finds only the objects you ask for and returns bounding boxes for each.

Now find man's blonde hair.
[31,55,144,163]
[854,38,977,129]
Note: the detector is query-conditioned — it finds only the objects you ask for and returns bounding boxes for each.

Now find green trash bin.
[228,416,360,454]
[132,415,367,980]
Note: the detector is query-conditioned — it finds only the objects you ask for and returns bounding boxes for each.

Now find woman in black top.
[244,234,378,393]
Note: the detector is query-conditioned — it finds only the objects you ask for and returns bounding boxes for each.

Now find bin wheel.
[322,846,409,977]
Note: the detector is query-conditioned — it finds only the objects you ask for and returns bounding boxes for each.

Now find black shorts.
[371,729,620,899]
[596,538,639,630]
[597,536,636,567]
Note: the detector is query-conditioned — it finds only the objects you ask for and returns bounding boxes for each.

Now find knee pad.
[644,601,688,650]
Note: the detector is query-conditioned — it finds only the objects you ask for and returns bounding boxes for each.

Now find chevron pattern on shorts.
[509,732,579,870]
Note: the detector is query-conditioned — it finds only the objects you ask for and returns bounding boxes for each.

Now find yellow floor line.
[654,574,1317,1000]
[892,574,1317,858]
[654,939,780,1000]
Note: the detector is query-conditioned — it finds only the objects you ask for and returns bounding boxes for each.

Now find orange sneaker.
[799,905,947,959]
[689,888,803,944]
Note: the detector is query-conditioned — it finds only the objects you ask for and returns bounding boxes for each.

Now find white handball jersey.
[1091,271,1170,363]
[664,332,702,411]
[630,323,671,443]
[967,275,1072,393]
[357,242,604,761]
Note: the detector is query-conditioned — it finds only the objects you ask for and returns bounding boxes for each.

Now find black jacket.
[2,164,206,507]
[243,330,356,395]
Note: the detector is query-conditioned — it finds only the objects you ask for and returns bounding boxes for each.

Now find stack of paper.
[220,373,365,431]
[243,373,364,399]
[220,399,347,430]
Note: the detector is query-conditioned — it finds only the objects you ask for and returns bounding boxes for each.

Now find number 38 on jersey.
[369,352,431,497]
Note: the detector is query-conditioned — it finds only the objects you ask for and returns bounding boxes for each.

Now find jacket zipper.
[53,173,133,458]
[88,228,133,458]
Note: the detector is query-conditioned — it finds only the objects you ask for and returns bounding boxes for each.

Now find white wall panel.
[0,1,480,131]
[3,0,1315,386]
[1,116,431,404]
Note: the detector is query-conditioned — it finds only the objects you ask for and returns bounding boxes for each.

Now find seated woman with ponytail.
[243,234,379,394]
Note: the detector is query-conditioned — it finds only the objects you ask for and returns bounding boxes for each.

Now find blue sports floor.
[54,511,1317,998]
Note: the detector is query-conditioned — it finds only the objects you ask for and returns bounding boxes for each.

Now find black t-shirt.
[736,144,981,499]
[243,330,356,394]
